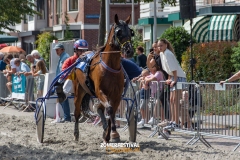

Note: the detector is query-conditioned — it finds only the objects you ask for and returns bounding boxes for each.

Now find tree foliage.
[182,42,237,82]
[160,26,193,63]
[231,42,240,71]
[35,32,58,69]
[0,0,39,34]
[131,26,144,51]
[131,26,144,59]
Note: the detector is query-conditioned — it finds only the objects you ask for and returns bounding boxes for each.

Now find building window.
[24,14,28,24]
[29,15,34,21]
[56,0,62,24]
[69,30,80,38]
[37,0,45,20]
[28,0,34,21]
[55,31,63,39]
[69,0,78,11]
[110,0,132,3]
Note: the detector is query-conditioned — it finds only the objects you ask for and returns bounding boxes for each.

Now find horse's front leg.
[106,106,120,142]
[73,82,85,141]
[96,90,120,142]
[97,105,110,142]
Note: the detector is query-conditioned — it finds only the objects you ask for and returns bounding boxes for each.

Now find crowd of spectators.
[0,50,48,100]
[126,40,189,139]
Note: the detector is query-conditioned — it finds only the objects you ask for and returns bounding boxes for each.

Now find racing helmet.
[73,39,88,50]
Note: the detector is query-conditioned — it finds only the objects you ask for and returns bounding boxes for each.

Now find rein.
[89,51,122,73]
[99,51,122,73]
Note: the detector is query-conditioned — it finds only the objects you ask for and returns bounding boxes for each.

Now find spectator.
[25,54,48,76]
[136,69,151,126]
[3,59,11,84]
[14,58,31,74]
[179,91,192,130]
[53,43,71,123]
[157,38,186,129]
[121,58,142,80]
[121,52,135,63]
[19,53,27,64]
[26,54,39,69]
[146,56,165,125]
[147,41,170,122]
[31,60,47,98]
[146,41,160,72]
[2,54,20,98]
[31,50,47,66]
[0,52,6,71]
[136,46,147,68]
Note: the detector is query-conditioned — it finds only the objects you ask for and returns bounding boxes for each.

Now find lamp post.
[190,18,194,81]
[105,0,110,40]
[132,0,134,26]
[153,0,157,42]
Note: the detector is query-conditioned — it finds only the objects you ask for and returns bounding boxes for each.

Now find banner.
[12,74,26,99]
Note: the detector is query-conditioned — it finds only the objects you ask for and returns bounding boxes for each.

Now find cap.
[53,43,64,50]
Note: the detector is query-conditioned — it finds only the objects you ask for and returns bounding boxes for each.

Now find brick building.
[11,0,140,54]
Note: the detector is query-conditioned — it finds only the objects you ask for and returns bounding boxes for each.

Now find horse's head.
[110,14,134,58]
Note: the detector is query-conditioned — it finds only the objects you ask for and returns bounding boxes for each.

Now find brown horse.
[73,14,134,142]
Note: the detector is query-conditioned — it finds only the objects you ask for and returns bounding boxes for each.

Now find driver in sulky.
[55,39,89,103]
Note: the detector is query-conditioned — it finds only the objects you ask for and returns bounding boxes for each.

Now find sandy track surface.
[0,106,240,160]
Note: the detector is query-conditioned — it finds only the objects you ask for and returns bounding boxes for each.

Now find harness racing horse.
[73,14,134,142]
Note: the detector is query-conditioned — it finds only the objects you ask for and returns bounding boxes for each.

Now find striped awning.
[183,16,211,43]
[208,15,238,41]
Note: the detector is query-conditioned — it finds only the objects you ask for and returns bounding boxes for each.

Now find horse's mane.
[96,45,106,53]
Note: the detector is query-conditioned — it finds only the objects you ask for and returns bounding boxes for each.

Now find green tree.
[182,42,236,82]
[131,26,144,50]
[35,32,58,69]
[0,0,39,34]
[160,26,193,63]
[64,12,73,41]
[131,26,144,59]
[231,42,240,72]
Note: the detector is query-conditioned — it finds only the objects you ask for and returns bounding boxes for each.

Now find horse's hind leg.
[73,82,86,141]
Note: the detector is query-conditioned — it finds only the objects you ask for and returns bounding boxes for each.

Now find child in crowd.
[145,57,164,125]
[3,64,11,80]
[31,60,47,98]
[179,91,192,130]
[137,69,151,126]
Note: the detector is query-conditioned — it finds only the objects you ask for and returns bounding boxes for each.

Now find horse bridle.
[110,21,133,53]
[89,21,133,73]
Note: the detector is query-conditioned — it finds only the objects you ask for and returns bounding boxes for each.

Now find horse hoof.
[111,131,120,138]
[111,137,120,143]
[74,133,79,141]
[103,140,109,143]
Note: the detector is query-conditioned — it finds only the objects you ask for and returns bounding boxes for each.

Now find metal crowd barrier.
[1,74,46,112]
[197,82,240,151]
[114,81,209,144]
